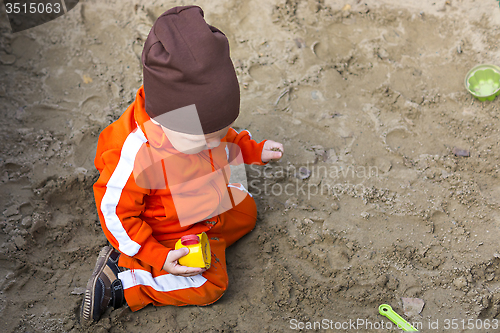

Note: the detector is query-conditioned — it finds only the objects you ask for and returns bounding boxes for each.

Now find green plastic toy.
[464,64,500,102]
[379,304,418,331]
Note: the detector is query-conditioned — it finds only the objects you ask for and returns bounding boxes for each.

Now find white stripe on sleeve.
[228,183,252,197]
[118,269,207,292]
[100,127,148,257]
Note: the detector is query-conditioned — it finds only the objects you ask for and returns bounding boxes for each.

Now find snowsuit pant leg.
[117,190,257,312]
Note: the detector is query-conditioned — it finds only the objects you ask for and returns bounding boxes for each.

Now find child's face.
[150,119,230,154]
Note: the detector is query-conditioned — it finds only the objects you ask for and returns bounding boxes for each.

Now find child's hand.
[162,248,206,276]
[262,140,284,163]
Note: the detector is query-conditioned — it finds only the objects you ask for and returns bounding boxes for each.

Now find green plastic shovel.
[379,304,418,331]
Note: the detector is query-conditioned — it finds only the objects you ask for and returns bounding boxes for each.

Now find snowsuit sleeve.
[94,144,171,272]
[225,128,267,165]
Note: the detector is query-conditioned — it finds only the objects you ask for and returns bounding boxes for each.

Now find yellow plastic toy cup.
[174,232,211,269]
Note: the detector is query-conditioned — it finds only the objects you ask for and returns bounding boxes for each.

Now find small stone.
[441,170,451,179]
[375,275,388,287]
[3,242,16,252]
[424,169,435,179]
[444,159,457,171]
[377,48,389,60]
[71,287,86,295]
[303,218,314,224]
[97,317,111,330]
[311,145,325,156]
[3,206,19,217]
[13,235,26,249]
[325,149,338,163]
[386,276,399,290]
[360,212,370,219]
[21,216,32,228]
[453,276,467,289]
[297,166,311,180]
[452,147,470,157]
[30,213,46,234]
[63,319,74,331]
[377,158,392,173]
[0,52,16,65]
[402,298,425,317]
[74,167,87,174]
[311,90,324,100]
[82,74,93,84]
[285,197,298,209]
[331,202,340,211]
[8,214,22,222]
[310,215,324,222]
[293,38,306,48]
[110,306,131,322]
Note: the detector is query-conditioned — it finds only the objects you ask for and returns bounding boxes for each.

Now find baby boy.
[80,5,283,323]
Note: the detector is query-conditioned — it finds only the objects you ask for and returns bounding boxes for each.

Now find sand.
[2,0,500,332]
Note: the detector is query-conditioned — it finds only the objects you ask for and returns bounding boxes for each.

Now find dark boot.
[80,246,125,323]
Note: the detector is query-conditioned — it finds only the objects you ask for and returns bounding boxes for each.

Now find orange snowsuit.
[93,86,266,311]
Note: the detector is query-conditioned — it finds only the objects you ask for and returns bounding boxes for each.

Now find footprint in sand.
[385,128,423,156]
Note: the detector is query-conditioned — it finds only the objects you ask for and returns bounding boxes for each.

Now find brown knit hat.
[141,6,240,135]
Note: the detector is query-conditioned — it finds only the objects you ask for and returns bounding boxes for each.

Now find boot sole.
[81,246,114,323]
